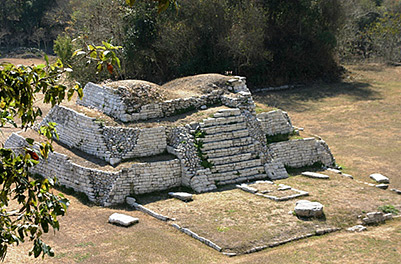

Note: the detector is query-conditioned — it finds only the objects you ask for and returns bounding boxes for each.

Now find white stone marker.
[369,173,390,184]
[294,200,324,218]
[108,213,139,227]
[301,172,330,179]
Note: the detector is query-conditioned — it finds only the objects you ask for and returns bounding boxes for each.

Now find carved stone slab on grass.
[362,212,392,225]
[108,213,139,227]
[370,173,390,184]
[294,200,324,218]
[301,172,330,179]
[168,192,193,202]
[347,225,367,232]
[375,184,389,190]
[390,188,401,195]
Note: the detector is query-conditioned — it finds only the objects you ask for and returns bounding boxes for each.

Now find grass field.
[3,63,401,263]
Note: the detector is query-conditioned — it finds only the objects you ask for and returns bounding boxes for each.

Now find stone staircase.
[199,109,266,185]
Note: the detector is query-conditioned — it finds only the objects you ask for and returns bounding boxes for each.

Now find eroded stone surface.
[347,225,367,232]
[362,212,388,225]
[375,184,389,190]
[370,173,390,184]
[168,192,193,202]
[108,213,139,227]
[301,172,330,179]
[294,200,324,218]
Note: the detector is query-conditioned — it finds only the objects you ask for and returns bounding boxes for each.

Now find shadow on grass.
[136,183,238,205]
[253,80,382,112]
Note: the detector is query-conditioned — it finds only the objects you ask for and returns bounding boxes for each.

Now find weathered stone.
[342,173,354,179]
[301,172,330,179]
[375,184,389,190]
[294,200,324,218]
[278,184,291,191]
[236,184,258,194]
[168,192,193,202]
[327,168,342,174]
[390,188,401,194]
[126,197,136,206]
[347,225,367,232]
[109,157,121,166]
[362,212,385,225]
[370,173,390,184]
[108,213,139,227]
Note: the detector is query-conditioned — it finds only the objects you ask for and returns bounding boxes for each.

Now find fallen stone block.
[390,188,401,195]
[370,173,389,184]
[375,184,389,190]
[126,197,136,206]
[294,200,324,218]
[347,225,367,232]
[362,212,385,225]
[301,172,330,179]
[108,213,139,227]
[327,168,342,174]
[236,184,258,194]
[278,184,291,191]
[342,173,354,179]
[168,192,193,202]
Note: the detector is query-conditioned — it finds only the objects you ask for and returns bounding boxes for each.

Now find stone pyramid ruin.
[5,74,335,206]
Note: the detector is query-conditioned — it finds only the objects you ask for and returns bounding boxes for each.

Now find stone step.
[209,166,266,182]
[202,122,247,135]
[208,152,256,166]
[213,108,241,118]
[216,174,267,186]
[202,129,249,143]
[203,143,257,159]
[202,136,253,151]
[200,115,245,128]
[211,159,263,174]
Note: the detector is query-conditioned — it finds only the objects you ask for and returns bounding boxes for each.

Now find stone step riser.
[202,129,249,143]
[203,144,256,159]
[209,166,265,180]
[211,159,262,173]
[200,116,245,128]
[202,137,253,151]
[202,122,247,134]
[208,153,256,165]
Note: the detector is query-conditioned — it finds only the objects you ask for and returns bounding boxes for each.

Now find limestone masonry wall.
[78,82,223,122]
[4,74,338,206]
[268,138,335,168]
[41,105,166,165]
[257,110,293,136]
[77,76,251,122]
[4,133,181,205]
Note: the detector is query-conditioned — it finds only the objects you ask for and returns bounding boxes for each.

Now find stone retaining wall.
[78,82,223,122]
[41,105,166,165]
[268,138,335,168]
[257,110,293,136]
[4,133,181,205]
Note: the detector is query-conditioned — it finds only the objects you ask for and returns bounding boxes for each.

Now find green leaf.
[25,138,35,145]
[126,0,136,6]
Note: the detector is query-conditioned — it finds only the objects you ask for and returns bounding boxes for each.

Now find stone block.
[370,173,390,184]
[108,213,139,227]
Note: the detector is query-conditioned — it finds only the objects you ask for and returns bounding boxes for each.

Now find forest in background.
[1,0,401,87]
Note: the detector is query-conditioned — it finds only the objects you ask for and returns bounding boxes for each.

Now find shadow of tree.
[253,81,382,112]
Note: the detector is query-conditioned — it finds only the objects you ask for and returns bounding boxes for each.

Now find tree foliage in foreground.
[0,0,170,260]
[0,58,81,260]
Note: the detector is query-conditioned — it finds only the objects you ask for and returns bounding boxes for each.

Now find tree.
[0,0,175,260]
[0,58,81,260]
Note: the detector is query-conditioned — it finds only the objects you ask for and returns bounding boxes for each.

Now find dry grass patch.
[254,63,401,189]
[142,171,401,254]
